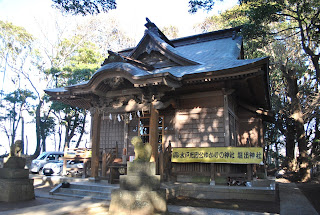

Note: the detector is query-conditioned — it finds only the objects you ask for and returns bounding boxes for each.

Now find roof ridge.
[119,26,242,54]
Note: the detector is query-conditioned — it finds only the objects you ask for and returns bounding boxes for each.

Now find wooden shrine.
[45,18,272,184]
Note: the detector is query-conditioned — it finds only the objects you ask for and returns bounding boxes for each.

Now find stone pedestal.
[109,162,168,215]
[0,157,35,202]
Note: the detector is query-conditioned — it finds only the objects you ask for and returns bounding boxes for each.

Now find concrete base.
[0,178,35,202]
[3,157,26,169]
[0,168,29,179]
[176,175,210,183]
[109,189,168,215]
[0,157,35,202]
[88,177,100,182]
[162,183,276,202]
[109,162,168,214]
[127,161,156,175]
[120,175,160,191]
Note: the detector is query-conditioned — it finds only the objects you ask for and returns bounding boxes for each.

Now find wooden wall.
[163,92,225,148]
[97,91,264,159]
[237,107,264,147]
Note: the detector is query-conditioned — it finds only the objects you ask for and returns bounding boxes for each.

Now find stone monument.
[0,140,35,202]
[109,136,168,215]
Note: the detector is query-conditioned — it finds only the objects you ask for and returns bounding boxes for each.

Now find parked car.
[42,160,84,176]
[30,151,64,174]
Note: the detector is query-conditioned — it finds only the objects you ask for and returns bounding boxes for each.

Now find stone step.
[68,183,117,192]
[50,182,118,200]
[52,192,110,200]
[58,187,112,198]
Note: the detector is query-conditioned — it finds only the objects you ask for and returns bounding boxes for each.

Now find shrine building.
[45,19,272,184]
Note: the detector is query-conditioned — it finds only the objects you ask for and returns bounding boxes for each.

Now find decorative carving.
[101,51,126,66]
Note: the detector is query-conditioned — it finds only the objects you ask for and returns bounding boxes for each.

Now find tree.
[193,2,318,181]
[46,36,103,150]
[189,0,320,81]
[0,20,34,89]
[0,89,36,147]
[52,0,116,15]
[0,20,58,158]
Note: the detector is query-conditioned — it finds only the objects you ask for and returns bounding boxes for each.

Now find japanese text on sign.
[171,147,263,164]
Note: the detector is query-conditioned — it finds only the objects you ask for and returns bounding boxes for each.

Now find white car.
[30,151,64,174]
[42,160,84,176]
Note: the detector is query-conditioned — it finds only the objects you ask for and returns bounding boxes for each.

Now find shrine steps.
[50,182,119,200]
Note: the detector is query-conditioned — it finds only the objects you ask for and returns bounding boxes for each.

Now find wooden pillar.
[210,163,215,185]
[247,164,253,181]
[83,159,88,178]
[159,151,164,181]
[123,119,129,158]
[223,94,230,146]
[101,150,107,177]
[149,104,159,163]
[91,110,102,179]
[62,146,67,176]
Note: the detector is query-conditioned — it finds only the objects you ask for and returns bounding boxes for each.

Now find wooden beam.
[179,90,223,99]
[149,103,159,164]
[91,111,102,178]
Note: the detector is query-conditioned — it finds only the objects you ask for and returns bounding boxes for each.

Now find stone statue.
[131,136,152,162]
[10,140,22,157]
[109,136,168,214]
[4,140,25,169]
[0,139,35,202]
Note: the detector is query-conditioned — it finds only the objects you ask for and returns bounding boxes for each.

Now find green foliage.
[0,20,34,63]
[46,37,102,87]
[0,89,36,144]
[194,1,319,179]
[188,0,218,13]
[52,0,117,15]
[45,34,103,148]
[40,116,56,139]
[1,89,36,114]
[0,20,35,87]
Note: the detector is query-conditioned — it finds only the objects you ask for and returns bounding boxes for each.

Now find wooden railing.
[62,148,92,177]
[159,142,172,181]
[101,144,118,178]
[62,144,118,178]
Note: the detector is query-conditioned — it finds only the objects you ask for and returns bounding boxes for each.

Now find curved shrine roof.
[45,19,270,110]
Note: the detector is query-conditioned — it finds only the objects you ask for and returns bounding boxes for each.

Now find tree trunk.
[265,144,270,166]
[21,117,24,154]
[282,66,309,181]
[75,111,87,148]
[275,142,279,168]
[311,117,320,162]
[32,100,43,159]
[286,122,296,171]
